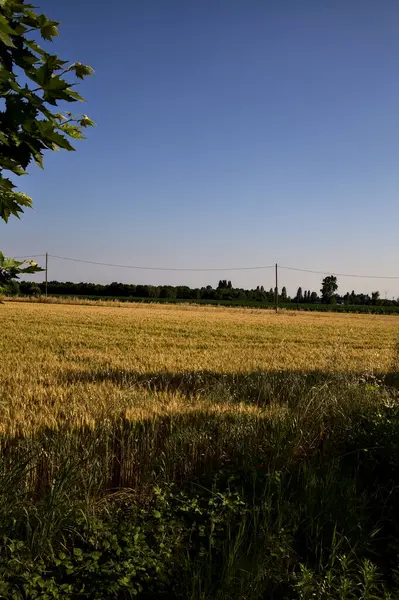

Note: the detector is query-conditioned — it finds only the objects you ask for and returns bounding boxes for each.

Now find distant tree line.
[3,275,397,308]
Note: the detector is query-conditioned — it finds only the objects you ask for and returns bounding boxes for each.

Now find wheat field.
[1,300,399,597]
[1,301,397,437]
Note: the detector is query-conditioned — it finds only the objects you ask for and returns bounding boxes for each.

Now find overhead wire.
[48,254,275,272]
[11,254,46,259]
[280,265,399,280]
[7,252,399,280]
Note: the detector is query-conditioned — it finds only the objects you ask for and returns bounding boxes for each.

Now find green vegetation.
[0,303,398,597]
[0,370,399,598]
[0,0,93,278]
[0,252,42,298]
[8,276,399,315]
[320,275,339,303]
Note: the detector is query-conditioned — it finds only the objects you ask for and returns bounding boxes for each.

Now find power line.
[280,265,399,280]
[10,252,399,280]
[12,254,46,259]
[49,254,275,273]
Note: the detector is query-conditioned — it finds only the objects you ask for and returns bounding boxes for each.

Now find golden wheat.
[1,301,397,436]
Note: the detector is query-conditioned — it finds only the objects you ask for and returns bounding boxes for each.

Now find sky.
[1,0,399,298]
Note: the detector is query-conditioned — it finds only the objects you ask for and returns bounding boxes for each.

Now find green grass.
[0,371,399,598]
[1,303,399,597]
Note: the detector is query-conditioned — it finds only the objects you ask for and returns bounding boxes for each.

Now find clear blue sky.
[2,0,399,298]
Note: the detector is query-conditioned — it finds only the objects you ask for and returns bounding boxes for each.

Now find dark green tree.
[0,1,93,280]
[159,286,176,299]
[310,291,318,303]
[371,291,380,306]
[136,285,150,298]
[281,286,287,300]
[295,287,303,303]
[320,276,338,304]
[19,280,41,296]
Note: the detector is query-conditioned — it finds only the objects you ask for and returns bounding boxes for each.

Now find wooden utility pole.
[275,263,278,313]
[45,252,48,298]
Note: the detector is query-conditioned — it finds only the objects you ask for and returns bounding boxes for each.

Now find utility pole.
[275,263,278,313]
[45,252,48,298]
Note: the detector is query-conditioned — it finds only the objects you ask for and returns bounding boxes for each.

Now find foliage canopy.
[320,275,338,304]
[0,0,93,278]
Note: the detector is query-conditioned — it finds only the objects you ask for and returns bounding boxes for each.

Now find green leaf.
[0,157,27,175]
[19,262,44,275]
[21,9,41,29]
[14,48,37,68]
[40,21,59,41]
[80,115,95,127]
[33,63,52,87]
[59,124,85,140]
[0,66,11,83]
[36,120,76,150]
[0,176,15,191]
[0,187,32,223]
[43,53,68,70]
[34,153,44,168]
[70,62,95,79]
[41,76,74,104]
[46,75,69,91]
[25,39,46,57]
[0,14,16,47]
[13,23,28,36]
[26,143,44,168]
[0,253,24,270]
[8,79,24,93]
[0,29,14,47]
[46,130,75,151]
[35,119,57,137]
[66,89,86,102]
